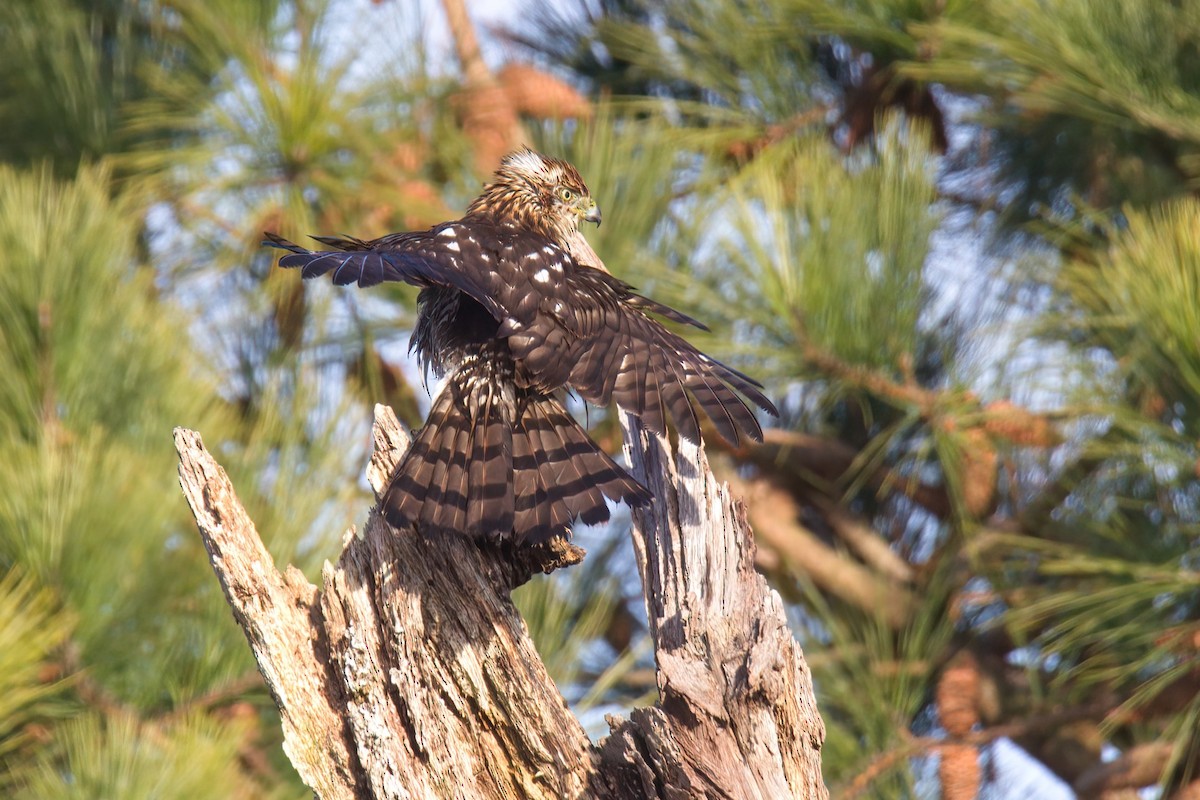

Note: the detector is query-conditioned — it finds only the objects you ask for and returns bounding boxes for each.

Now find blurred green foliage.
[1,0,1199,796]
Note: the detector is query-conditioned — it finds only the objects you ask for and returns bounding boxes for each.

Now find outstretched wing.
[266,225,775,445]
[263,225,511,322]
[504,262,778,446]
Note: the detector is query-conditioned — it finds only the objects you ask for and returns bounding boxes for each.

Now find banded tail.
[382,361,651,544]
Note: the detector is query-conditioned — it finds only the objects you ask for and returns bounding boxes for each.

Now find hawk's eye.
[558,187,574,202]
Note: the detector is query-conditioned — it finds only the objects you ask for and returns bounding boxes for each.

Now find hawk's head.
[467,148,602,243]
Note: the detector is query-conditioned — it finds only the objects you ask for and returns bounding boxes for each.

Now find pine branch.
[1074,742,1177,798]
[840,701,1115,799]
[173,405,828,798]
[707,423,953,519]
[440,0,526,172]
[722,468,916,631]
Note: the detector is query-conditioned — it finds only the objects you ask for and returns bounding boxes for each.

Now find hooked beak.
[582,201,602,227]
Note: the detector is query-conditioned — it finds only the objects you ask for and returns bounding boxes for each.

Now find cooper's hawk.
[265,148,775,544]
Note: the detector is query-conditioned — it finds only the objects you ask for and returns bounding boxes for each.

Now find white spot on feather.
[438,227,457,238]
[533,269,551,284]
[542,246,556,255]
[444,240,460,252]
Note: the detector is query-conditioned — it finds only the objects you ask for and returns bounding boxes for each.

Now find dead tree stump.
[174,404,826,799]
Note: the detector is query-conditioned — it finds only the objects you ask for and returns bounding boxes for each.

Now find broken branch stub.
[173,405,826,798]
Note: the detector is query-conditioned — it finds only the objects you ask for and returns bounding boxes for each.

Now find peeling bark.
[174,404,826,798]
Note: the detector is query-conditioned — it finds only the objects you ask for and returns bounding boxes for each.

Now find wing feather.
[265,225,776,446]
[524,266,776,444]
[263,227,508,318]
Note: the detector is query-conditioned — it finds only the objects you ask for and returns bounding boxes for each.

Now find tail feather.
[510,417,543,537]
[442,425,471,533]
[530,401,590,529]
[385,396,453,531]
[383,366,650,544]
[466,388,514,536]
[513,395,651,543]
[529,415,575,534]
[418,420,452,528]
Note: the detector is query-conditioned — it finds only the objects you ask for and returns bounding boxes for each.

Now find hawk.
[265,148,776,544]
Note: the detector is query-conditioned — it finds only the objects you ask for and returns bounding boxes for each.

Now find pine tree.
[0,0,653,794]
[508,0,1200,796]
[7,0,1200,796]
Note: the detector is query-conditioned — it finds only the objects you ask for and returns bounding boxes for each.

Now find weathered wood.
[174,404,827,799]
[599,414,828,799]
[173,427,363,798]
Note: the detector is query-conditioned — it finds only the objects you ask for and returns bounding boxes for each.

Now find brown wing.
[503,263,777,446]
[266,225,775,445]
[264,222,588,334]
[263,225,512,322]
